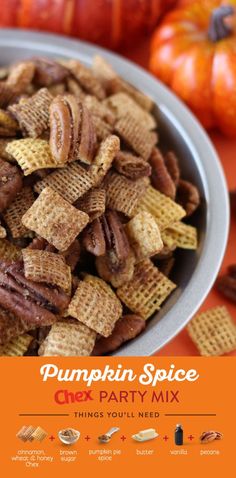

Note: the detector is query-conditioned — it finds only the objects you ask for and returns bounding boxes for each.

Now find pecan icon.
[82,210,130,271]
[200,431,222,443]
[0,260,70,327]
[49,94,96,165]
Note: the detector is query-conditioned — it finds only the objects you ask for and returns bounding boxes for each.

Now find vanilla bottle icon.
[175,424,183,446]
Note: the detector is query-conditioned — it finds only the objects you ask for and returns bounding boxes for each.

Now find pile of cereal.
[0,56,200,356]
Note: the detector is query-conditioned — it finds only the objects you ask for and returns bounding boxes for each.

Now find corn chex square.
[161,221,198,249]
[134,186,186,230]
[22,187,89,251]
[0,334,32,356]
[187,306,236,356]
[6,138,64,175]
[117,259,176,320]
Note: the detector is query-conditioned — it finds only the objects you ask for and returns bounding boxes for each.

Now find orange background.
[120,37,236,357]
[0,357,234,476]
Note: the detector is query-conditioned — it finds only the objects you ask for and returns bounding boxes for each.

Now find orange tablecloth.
[122,38,236,356]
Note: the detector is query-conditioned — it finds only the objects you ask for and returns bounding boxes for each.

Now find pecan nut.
[200,431,220,443]
[164,151,180,186]
[217,264,236,302]
[49,94,96,165]
[176,179,200,216]
[33,57,69,86]
[150,148,176,199]
[0,260,70,327]
[114,151,151,180]
[0,157,23,212]
[83,210,130,271]
[92,314,146,355]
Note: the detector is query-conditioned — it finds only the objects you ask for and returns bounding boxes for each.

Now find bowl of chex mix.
[0,30,229,356]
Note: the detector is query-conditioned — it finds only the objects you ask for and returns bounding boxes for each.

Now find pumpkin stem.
[208,5,234,42]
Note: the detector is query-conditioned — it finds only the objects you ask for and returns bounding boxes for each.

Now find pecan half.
[114,151,151,180]
[49,94,96,164]
[0,158,23,212]
[217,264,236,302]
[0,260,70,327]
[82,218,106,257]
[176,179,200,216]
[33,57,69,86]
[200,431,218,443]
[150,148,176,199]
[164,151,180,186]
[82,210,130,271]
[92,314,145,355]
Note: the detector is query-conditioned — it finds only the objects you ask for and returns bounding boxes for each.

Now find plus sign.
[188,435,194,441]
[49,435,55,441]
[163,435,169,441]
[84,435,91,441]
[120,435,126,441]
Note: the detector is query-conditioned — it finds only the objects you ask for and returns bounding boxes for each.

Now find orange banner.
[0,357,234,476]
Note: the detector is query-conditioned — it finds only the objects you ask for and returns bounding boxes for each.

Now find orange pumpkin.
[150,0,236,136]
[0,0,176,49]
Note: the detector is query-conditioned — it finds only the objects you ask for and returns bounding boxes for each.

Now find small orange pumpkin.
[150,1,236,136]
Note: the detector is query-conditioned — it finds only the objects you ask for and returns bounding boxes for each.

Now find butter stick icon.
[132,428,158,442]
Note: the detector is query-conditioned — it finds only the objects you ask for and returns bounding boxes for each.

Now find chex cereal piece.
[6,61,35,93]
[125,211,163,261]
[67,59,105,100]
[22,187,89,251]
[117,259,176,319]
[105,93,156,130]
[68,275,122,337]
[115,113,157,160]
[39,319,96,356]
[0,306,30,345]
[134,186,186,230]
[161,221,198,249]
[9,88,53,137]
[22,249,72,294]
[6,138,64,175]
[31,426,47,442]
[75,188,106,222]
[16,426,29,442]
[34,162,94,203]
[3,187,35,238]
[0,334,32,356]
[92,55,153,111]
[84,95,115,125]
[105,172,148,217]
[90,135,120,185]
[0,238,21,261]
[187,306,236,356]
[66,77,85,99]
[21,426,36,442]
[92,114,113,140]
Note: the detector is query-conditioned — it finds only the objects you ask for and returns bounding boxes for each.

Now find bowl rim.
[0,29,230,356]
